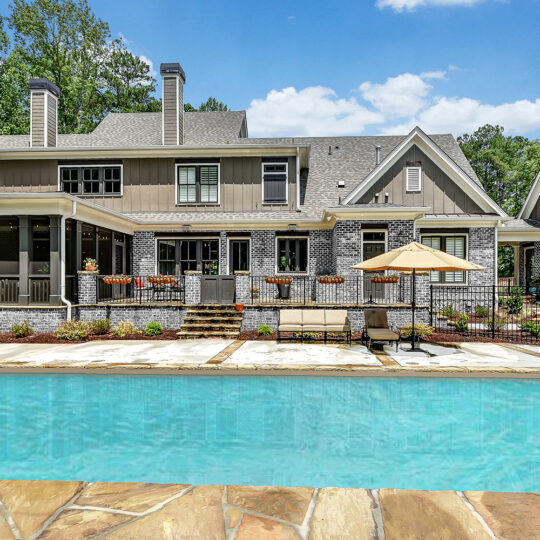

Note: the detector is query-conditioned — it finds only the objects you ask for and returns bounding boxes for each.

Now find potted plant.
[103,274,132,285]
[265,276,293,299]
[235,302,244,312]
[84,258,97,272]
[148,274,176,285]
[317,274,345,284]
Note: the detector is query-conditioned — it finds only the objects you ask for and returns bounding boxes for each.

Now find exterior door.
[525,248,534,293]
[229,240,250,274]
[200,276,235,304]
[362,231,386,301]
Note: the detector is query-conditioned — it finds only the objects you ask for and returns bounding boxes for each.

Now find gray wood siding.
[31,93,45,147]
[47,94,56,147]
[357,145,484,214]
[530,199,540,221]
[0,160,57,191]
[162,77,178,145]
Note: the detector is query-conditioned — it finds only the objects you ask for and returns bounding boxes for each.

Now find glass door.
[229,240,250,274]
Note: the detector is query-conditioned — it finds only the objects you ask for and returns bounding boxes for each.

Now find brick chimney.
[29,78,60,148]
[160,63,186,145]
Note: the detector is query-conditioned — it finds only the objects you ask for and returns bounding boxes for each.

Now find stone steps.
[178,304,242,339]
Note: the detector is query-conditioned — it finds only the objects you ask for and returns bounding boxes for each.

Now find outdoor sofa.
[277,309,351,344]
[362,308,400,350]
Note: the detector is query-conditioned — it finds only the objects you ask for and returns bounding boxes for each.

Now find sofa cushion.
[367,328,399,341]
[325,325,350,331]
[280,309,303,325]
[325,309,348,325]
[279,324,303,331]
[301,325,327,332]
[301,309,325,326]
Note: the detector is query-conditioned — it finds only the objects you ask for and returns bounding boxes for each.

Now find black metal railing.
[96,275,185,304]
[249,275,411,305]
[0,277,19,303]
[431,284,540,342]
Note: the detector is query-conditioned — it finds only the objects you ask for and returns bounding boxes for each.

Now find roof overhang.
[518,171,540,219]
[341,126,507,217]
[323,206,429,223]
[417,215,508,228]
[0,143,311,168]
[0,193,136,234]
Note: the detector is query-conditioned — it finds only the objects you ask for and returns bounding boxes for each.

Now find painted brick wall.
[309,230,334,274]
[468,227,496,286]
[251,230,276,276]
[78,272,97,304]
[132,231,156,275]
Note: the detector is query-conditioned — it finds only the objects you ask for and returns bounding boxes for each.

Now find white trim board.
[518,171,540,219]
[341,126,506,217]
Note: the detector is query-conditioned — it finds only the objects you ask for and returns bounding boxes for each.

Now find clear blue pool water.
[0,374,539,492]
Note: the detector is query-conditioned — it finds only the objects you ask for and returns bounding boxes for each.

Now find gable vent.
[406,166,422,192]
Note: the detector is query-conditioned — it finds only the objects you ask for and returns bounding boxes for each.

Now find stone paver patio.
[0,480,539,539]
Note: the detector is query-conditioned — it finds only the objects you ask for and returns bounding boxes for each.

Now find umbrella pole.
[411,268,416,351]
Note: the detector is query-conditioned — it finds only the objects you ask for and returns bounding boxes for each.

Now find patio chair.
[362,308,400,351]
[133,277,148,302]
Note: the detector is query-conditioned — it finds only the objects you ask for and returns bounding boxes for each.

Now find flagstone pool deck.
[1,339,540,376]
[0,480,539,539]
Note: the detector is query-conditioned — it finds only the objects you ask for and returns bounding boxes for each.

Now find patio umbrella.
[351,241,484,350]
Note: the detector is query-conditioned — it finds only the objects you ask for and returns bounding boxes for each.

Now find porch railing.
[249,275,411,305]
[0,277,19,303]
[96,275,185,304]
[29,277,50,304]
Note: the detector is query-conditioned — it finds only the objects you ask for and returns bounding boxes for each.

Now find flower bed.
[0,330,179,344]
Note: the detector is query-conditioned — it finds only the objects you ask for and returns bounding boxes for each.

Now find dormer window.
[406,162,422,192]
[263,159,288,204]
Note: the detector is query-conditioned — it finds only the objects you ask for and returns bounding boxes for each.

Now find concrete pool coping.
[0,479,538,539]
[1,339,540,378]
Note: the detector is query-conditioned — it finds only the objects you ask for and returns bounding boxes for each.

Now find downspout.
[61,200,77,320]
[296,146,301,211]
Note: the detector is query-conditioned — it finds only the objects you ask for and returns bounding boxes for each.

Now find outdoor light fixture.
[182,224,192,232]
[287,224,297,231]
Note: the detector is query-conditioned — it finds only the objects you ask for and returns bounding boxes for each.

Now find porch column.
[18,216,31,305]
[184,271,201,305]
[76,220,83,271]
[49,216,61,305]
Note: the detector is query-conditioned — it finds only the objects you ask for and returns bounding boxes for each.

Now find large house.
[0,62,535,334]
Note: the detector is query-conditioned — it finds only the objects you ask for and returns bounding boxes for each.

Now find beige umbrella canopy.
[352,241,484,272]
[352,241,484,349]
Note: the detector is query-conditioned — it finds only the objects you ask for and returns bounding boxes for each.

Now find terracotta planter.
[148,276,175,285]
[104,277,132,285]
[370,276,399,284]
[235,303,244,312]
[85,265,97,272]
[265,277,293,285]
[317,277,345,284]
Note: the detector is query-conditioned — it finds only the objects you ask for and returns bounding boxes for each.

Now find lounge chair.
[362,308,400,350]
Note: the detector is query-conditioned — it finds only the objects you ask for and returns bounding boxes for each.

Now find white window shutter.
[406,167,422,191]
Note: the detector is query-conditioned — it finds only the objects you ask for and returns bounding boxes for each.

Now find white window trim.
[262,161,288,205]
[154,236,221,275]
[57,164,124,197]
[227,237,252,275]
[175,163,221,206]
[420,233,469,286]
[275,235,309,275]
[406,166,422,192]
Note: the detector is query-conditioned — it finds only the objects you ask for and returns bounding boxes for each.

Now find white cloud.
[247,86,384,136]
[376,0,485,11]
[359,73,435,117]
[139,55,157,78]
[247,71,540,137]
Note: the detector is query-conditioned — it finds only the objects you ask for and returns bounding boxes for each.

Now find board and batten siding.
[0,156,297,213]
[357,144,484,214]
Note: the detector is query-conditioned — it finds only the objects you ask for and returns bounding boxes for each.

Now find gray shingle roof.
[124,210,308,222]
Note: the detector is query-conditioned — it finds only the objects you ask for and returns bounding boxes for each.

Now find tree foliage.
[1,0,158,134]
[198,97,228,111]
[458,125,540,217]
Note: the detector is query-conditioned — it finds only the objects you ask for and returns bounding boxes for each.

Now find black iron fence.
[96,275,185,304]
[431,284,540,342]
[249,275,411,305]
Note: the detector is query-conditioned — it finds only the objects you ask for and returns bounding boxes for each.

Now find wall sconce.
[182,224,192,232]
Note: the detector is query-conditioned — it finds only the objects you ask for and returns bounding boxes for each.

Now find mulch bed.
[0,329,179,344]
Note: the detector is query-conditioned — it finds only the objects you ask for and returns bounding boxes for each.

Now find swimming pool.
[0,374,539,492]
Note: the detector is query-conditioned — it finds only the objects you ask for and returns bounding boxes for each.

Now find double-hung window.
[422,235,466,283]
[177,164,219,204]
[263,161,288,203]
[59,165,122,195]
[277,237,308,273]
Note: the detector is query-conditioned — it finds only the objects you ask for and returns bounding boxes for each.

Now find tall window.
[59,165,122,195]
[422,235,466,283]
[177,165,219,204]
[156,239,220,275]
[277,238,308,273]
[263,161,288,203]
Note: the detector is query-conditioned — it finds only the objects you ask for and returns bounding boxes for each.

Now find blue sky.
[2,0,539,137]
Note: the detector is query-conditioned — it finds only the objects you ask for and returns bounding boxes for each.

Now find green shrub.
[441,304,457,318]
[90,318,111,335]
[10,320,34,338]
[474,305,490,318]
[399,322,435,339]
[145,321,164,336]
[454,313,469,333]
[487,316,507,331]
[522,320,540,335]
[505,287,523,314]
[111,321,141,337]
[258,324,273,336]
[55,320,90,341]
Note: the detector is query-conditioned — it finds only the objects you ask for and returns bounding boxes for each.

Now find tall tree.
[3,0,158,134]
[198,97,228,111]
